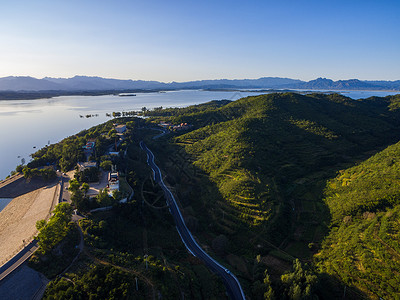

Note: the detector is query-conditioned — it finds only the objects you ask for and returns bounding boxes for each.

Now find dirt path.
[0,183,58,265]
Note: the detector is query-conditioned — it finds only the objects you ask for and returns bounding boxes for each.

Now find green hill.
[30,92,400,299]
[147,93,400,279]
[316,141,400,299]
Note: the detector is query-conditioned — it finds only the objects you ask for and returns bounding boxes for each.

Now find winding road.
[140,141,245,300]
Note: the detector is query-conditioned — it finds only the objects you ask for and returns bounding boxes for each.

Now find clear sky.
[0,0,399,82]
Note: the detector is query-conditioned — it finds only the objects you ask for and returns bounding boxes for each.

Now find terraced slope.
[316,141,400,299]
[151,93,400,256]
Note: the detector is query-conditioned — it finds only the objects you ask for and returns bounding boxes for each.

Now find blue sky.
[0,0,399,81]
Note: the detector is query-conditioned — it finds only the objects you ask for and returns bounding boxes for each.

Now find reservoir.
[0,198,13,212]
[0,89,398,180]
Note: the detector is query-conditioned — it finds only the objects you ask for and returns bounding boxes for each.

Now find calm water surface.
[0,89,398,180]
[0,198,13,212]
[0,90,261,179]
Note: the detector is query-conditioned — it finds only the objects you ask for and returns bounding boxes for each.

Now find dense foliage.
[43,265,139,299]
[28,117,142,172]
[280,259,318,299]
[22,166,56,180]
[144,92,400,297]
[75,166,100,183]
[317,141,400,298]
[42,135,226,299]
[29,221,79,278]
[35,203,73,253]
[150,93,400,248]
[35,92,400,299]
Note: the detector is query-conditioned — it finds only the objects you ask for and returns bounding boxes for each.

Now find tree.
[100,160,112,171]
[71,189,84,206]
[251,269,275,300]
[22,166,33,179]
[81,182,90,195]
[75,167,99,183]
[126,121,135,129]
[36,219,46,231]
[68,179,81,193]
[36,203,73,253]
[71,189,91,212]
[112,189,123,201]
[281,259,317,300]
[263,272,275,300]
[52,202,73,218]
[108,129,117,137]
[40,168,56,181]
[97,189,112,206]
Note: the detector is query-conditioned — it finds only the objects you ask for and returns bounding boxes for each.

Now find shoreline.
[1,88,399,101]
[0,89,171,101]
[1,89,399,181]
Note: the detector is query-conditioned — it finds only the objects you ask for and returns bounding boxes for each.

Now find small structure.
[77,161,97,172]
[108,171,119,194]
[173,123,191,130]
[159,122,172,128]
[115,124,126,133]
[83,140,95,151]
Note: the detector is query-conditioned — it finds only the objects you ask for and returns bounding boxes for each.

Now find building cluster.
[159,122,191,131]
[75,123,129,197]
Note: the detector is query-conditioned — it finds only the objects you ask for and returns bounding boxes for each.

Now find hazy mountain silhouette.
[287,77,394,90]
[0,76,62,91]
[0,75,398,91]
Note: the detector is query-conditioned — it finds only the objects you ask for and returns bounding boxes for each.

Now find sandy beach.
[0,183,57,265]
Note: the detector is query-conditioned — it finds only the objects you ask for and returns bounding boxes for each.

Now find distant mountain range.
[0,75,399,91]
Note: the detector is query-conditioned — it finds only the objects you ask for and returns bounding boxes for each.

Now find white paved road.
[140,141,245,300]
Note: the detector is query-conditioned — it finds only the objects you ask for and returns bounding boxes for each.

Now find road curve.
[140,141,246,300]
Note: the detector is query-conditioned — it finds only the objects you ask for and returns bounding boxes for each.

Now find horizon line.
[1,75,399,83]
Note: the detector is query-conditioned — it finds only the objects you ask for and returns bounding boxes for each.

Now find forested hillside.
[29,92,400,299]
[316,141,400,299]
[147,92,400,297]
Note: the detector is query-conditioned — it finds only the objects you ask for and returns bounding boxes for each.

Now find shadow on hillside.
[0,176,56,198]
[140,112,400,298]
[144,136,376,298]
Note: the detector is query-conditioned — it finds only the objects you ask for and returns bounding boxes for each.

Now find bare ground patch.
[0,183,57,265]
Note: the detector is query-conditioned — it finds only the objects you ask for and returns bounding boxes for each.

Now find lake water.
[0,89,398,180]
[0,198,13,212]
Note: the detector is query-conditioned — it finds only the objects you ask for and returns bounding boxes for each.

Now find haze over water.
[0,89,398,180]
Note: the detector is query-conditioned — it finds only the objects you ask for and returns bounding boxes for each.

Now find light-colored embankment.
[0,184,57,264]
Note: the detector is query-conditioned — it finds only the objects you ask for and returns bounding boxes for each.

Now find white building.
[108,172,119,194]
